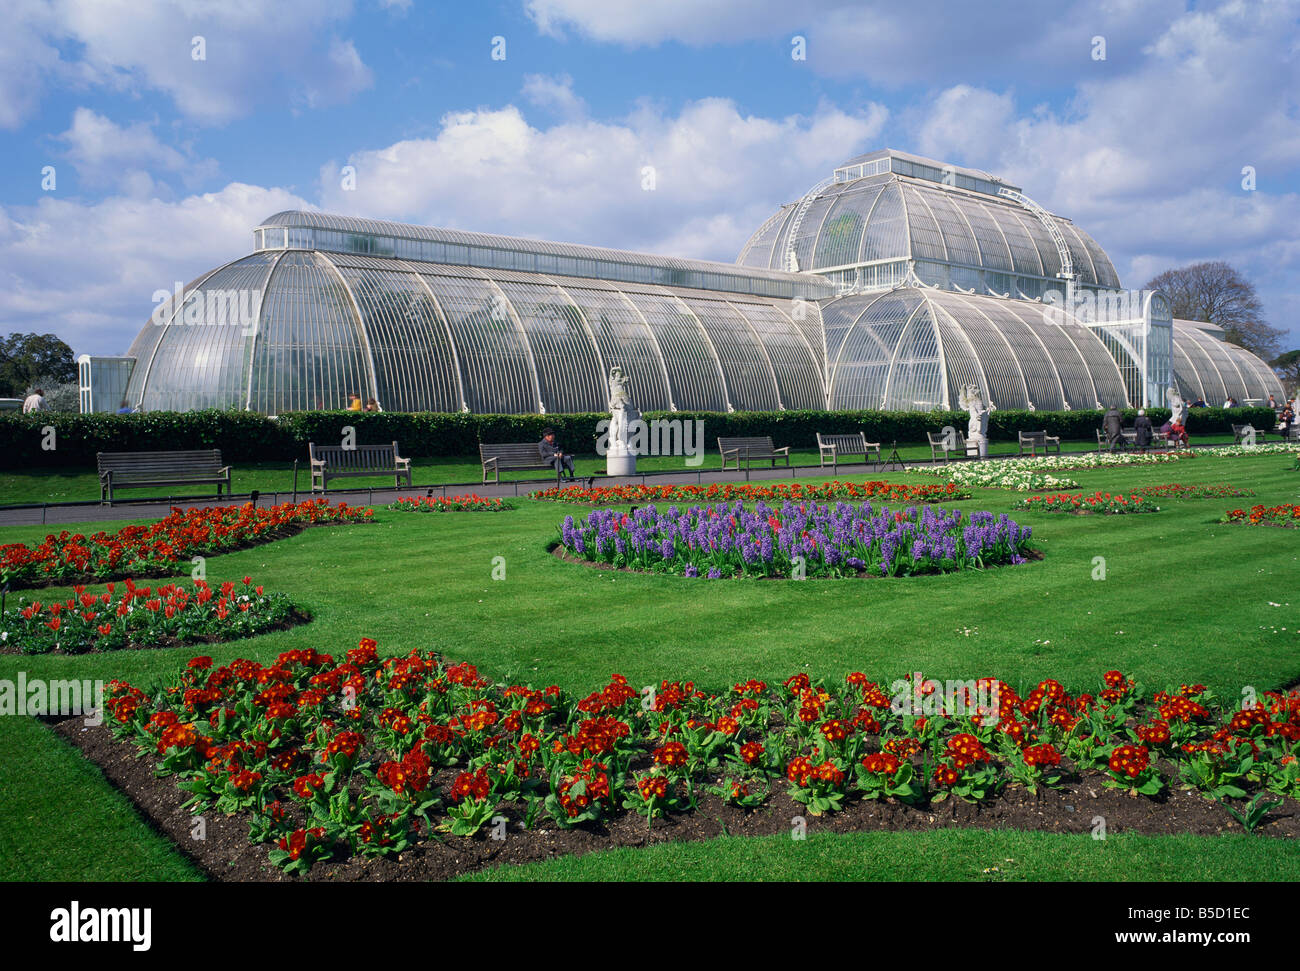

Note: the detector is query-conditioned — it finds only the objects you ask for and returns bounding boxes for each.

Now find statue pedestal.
[969,434,988,459]
[607,449,637,476]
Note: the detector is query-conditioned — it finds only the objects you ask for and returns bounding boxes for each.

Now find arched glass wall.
[822,287,1128,412]
[1172,320,1284,405]
[737,172,1121,294]
[125,250,826,414]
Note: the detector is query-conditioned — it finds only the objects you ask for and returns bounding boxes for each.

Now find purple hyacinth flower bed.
[556,500,1035,579]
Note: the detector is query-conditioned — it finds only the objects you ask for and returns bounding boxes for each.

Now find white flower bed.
[908,442,1300,491]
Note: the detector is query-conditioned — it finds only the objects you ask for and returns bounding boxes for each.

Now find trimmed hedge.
[0,406,1277,470]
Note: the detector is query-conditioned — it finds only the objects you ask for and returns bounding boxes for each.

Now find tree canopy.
[0,333,77,397]
[1143,261,1284,359]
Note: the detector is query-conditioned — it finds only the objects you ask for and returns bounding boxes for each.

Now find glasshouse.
[96,148,1282,415]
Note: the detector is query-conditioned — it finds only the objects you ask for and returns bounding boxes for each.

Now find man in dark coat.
[1103,405,1124,451]
[1134,409,1153,451]
[539,428,576,481]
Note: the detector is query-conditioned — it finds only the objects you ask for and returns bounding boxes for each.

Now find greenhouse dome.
[104,149,1283,416]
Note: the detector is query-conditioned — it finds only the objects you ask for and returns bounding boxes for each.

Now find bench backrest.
[927,430,965,448]
[480,443,549,467]
[310,441,400,469]
[98,450,224,478]
[718,436,776,452]
[817,432,867,451]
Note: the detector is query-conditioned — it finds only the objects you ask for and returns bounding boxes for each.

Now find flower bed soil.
[50,714,1300,882]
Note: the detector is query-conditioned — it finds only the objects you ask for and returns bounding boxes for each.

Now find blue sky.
[1,0,1297,356]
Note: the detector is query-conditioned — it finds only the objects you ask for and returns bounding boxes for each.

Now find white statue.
[1167,387,1188,426]
[958,384,995,458]
[606,366,639,473]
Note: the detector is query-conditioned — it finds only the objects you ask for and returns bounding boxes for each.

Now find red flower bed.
[389,495,514,512]
[530,480,970,505]
[1222,503,1300,527]
[2,576,304,654]
[0,500,372,589]
[1016,492,1158,515]
[100,641,1300,875]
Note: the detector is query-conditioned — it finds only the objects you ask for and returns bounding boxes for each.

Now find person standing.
[347,393,363,412]
[1103,405,1123,451]
[22,387,45,413]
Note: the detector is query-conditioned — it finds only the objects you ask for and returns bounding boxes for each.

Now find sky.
[1,0,1298,357]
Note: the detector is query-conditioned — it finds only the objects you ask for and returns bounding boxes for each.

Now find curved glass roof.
[257,211,835,302]
[125,250,825,414]
[820,286,1129,412]
[1171,319,1284,405]
[738,153,1121,294]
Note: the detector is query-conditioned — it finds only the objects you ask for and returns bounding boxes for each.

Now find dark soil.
[50,716,1299,883]
[0,608,312,656]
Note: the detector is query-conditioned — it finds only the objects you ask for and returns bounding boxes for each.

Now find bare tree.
[1273,349,1300,397]
[1144,261,1283,359]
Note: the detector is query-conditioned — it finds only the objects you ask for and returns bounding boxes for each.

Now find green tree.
[1143,262,1284,359]
[1273,349,1300,396]
[0,333,76,397]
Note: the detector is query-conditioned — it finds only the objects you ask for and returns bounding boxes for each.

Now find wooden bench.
[1018,430,1061,456]
[928,429,973,463]
[1096,428,1135,451]
[718,436,790,471]
[816,432,882,471]
[309,441,411,492]
[480,442,561,484]
[1232,423,1265,445]
[97,449,231,504]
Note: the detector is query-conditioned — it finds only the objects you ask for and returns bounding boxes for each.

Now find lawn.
[0,449,1297,881]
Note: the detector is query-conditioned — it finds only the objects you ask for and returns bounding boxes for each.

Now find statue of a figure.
[607,366,639,455]
[1167,387,1188,427]
[958,384,995,458]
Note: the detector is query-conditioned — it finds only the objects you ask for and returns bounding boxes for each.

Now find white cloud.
[523,0,1190,85]
[0,0,372,128]
[521,73,587,119]
[0,183,309,354]
[316,97,888,259]
[55,108,218,194]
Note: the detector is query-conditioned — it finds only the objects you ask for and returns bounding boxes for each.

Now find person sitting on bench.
[539,427,576,480]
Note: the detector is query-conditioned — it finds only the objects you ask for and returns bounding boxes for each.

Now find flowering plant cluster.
[2,577,300,654]
[557,500,1034,578]
[0,500,372,589]
[389,495,515,512]
[1132,483,1254,500]
[530,480,970,505]
[909,450,1195,491]
[1222,504,1300,527]
[1015,492,1159,515]
[101,645,1300,875]
[1208,443,1300,458]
